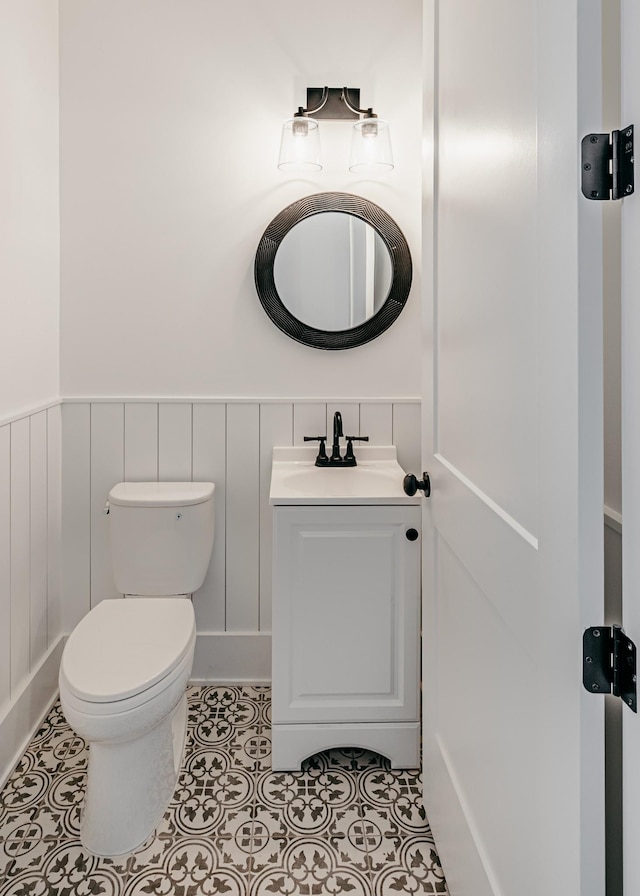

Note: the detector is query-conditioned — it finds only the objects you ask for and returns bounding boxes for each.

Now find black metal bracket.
[581,125,634,200]
[305,88,360,120]
[583,625,637,712]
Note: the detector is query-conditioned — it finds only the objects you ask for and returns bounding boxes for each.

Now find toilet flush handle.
[103,501,110,515]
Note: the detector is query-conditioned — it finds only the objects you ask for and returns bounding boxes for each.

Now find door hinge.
[581,125,634,200]
[583,626,637,712]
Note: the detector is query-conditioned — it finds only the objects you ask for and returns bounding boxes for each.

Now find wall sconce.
[278,87,394,174]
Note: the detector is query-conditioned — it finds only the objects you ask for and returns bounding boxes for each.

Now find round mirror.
[274,214,393,331]
[255,193,412,350]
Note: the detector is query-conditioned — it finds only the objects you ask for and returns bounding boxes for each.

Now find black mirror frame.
[255,192,412,350]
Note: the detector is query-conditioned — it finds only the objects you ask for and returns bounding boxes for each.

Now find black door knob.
[403,472,431,497]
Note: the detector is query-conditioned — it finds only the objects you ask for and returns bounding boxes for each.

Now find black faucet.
[331,411,343,462]
[304,411,369,466]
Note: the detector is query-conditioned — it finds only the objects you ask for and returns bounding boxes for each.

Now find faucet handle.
[344,435,369,463]
[304,435,329,466]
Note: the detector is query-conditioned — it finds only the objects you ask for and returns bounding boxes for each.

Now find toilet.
[58,481,215,857]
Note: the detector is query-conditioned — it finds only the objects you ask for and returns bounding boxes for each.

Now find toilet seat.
[60,598,196,707]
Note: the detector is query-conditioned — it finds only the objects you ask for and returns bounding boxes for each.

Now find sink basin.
[270,446,421,505]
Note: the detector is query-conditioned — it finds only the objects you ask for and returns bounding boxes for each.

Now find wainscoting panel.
[47,405,62,647]
[192,403,227,632]
[326,402,359,440]
[360,403,394,446]
[226,403,261,631]
[259,404,294,632]
[29,411,49,667]
[10,417,30,693]
[393,402,422,477]
[124,402,158,481]
[90,403,125,609]
[0,426,10,709]
[60,398,420,680]
[293,403,327,445]
[61,403,91,632]
[159,403,192,481]
[0,402,64,787]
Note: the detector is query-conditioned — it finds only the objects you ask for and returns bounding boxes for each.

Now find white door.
[419,2,605,894]
[621,4,640,893]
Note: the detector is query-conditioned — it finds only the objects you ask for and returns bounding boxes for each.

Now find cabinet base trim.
[271,722,420,771]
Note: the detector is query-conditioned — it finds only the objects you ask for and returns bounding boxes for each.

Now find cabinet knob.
[403,472,431,497]
[406,528,419,542]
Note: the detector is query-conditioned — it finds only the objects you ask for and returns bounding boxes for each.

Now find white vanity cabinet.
[271,503,421,770]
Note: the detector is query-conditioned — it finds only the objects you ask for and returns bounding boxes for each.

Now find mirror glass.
[273,213,393,331]
[255,192,412,351]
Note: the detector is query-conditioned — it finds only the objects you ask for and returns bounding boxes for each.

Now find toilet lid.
[61,598,195,703]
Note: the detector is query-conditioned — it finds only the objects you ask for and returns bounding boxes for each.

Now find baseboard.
[0,636,66,790]
[423,733,495,896]
[191,631,271,684]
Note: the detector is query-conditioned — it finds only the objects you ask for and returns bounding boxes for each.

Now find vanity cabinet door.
[272,505,420,724]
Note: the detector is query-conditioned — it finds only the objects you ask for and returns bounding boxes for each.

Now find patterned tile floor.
[0,685,448,895]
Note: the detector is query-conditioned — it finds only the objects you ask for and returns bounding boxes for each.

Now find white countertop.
[269,445,421,506]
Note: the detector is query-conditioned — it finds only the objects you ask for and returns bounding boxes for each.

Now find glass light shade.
[278,117,322,171]
[349,118,394,173]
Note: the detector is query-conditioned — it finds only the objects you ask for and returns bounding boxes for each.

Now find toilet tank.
[108,482,215,596]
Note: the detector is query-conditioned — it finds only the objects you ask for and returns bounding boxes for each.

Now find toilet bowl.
[59,598,197,857]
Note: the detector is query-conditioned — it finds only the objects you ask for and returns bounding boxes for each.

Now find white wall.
[59,0,423,399]
[0,1,60,420]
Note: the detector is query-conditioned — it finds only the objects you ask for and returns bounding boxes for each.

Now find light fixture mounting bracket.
[306,87,361,121]
[581,124,634,200]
